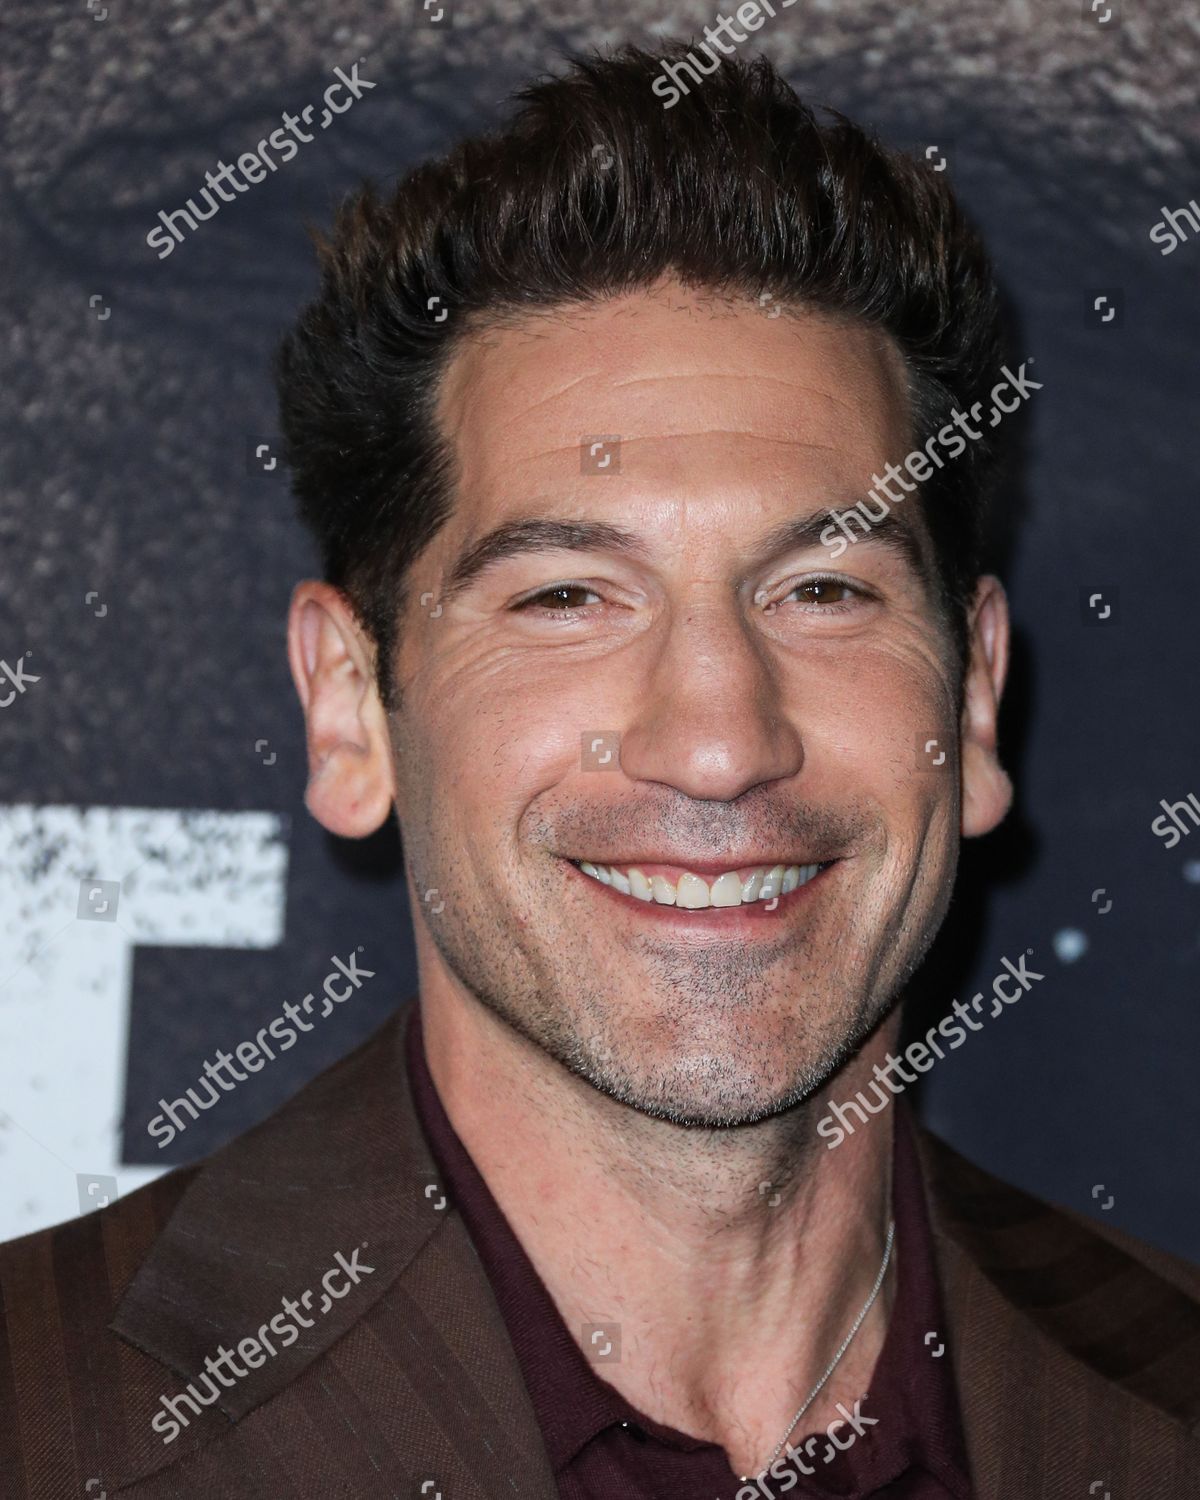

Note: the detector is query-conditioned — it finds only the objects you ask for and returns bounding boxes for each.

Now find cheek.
[403,643,611,829]
[419,632,635,747]
[789,644,955,801]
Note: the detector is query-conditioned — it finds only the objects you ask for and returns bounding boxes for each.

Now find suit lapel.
[110,998,557,1499]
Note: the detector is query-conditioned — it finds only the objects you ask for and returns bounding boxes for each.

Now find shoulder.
[915,1122,1200,1295]
[0,1162,199,1316]
[0,1003,419,1316]
[913,1121,1200,1435]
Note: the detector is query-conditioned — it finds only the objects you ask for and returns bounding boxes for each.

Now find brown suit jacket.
[2,996,1198,1499]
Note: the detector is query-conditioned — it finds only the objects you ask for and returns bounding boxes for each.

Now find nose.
[616,599,804,801]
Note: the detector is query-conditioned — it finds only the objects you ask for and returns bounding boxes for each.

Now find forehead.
[433,281,913,531]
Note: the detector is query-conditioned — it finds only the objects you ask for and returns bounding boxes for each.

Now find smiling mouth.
[566,858,836,909]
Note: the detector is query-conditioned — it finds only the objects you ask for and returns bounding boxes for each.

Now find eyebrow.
[439,505,929,605]
[441,519,653,604]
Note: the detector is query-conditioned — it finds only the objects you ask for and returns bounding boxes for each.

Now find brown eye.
[769,576,871,614]
[796,579,852,605]
[518,584,601,611]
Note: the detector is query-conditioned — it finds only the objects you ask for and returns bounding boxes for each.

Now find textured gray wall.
[1,0,1198,1254]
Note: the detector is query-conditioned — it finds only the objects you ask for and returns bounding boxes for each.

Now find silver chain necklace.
[738,1217,896,1483]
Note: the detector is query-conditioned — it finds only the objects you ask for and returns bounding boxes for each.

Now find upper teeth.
[574,861,824,907]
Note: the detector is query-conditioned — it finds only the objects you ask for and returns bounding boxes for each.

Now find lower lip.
[563,859,837,930]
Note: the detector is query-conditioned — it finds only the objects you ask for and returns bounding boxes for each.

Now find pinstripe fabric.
[1,996,1197,1498]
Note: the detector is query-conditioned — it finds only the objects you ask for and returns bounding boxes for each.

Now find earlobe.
[960,575,1014,839]
[286,582,396,838]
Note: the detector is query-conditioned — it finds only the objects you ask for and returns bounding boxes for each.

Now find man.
[2,42,1197,1500]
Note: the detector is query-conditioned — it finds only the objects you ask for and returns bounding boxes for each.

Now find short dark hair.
[275,42,1005,715]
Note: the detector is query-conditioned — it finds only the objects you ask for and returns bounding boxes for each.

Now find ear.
[286,581,396,838]
[959,574,1014,839]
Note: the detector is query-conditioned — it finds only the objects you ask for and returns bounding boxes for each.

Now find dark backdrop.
[1,0,1197,1256]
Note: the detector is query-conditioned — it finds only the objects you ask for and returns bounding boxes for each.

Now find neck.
[420,987,899,1481]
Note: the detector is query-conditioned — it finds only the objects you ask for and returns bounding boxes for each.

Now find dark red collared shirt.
[405,1007,973,1499]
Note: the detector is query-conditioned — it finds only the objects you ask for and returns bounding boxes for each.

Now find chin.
[568,1041,837,1129]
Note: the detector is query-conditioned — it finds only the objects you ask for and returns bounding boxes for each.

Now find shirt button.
[620,1420,649,1442]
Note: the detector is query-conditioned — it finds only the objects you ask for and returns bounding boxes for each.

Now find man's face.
[385,282,1005,1127]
